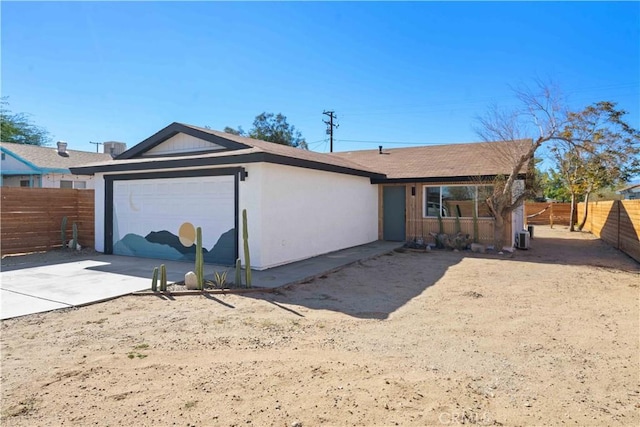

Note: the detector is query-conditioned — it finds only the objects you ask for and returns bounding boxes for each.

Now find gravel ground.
[1,226,638,426]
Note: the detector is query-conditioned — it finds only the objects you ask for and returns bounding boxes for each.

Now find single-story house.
[71,122,528,270]
[0,141,114,189]
[332,142,528,244]
[617,183,640,200]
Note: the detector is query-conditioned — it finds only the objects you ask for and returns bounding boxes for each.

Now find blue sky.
[2,1,639,168]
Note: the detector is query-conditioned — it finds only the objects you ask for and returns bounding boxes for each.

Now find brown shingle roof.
[71,123,385,178]
[330,139,533,180]
[68,122,532,182]
[0,142,113,171]
[180,124,383,175]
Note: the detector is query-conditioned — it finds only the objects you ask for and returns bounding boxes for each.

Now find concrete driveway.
[0,241,401,320]
[0,256,195,320]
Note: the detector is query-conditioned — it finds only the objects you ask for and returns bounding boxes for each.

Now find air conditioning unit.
[103,141,127,157]
[515,230,530,250]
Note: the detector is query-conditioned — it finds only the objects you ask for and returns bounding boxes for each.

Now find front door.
[383,186,406,241]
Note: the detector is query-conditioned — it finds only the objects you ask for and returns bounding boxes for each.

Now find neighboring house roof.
[0,142,113,174]
[70,122,386,179]
[331,139,533,182]
[617,183,640,193]
[617,183,640,199]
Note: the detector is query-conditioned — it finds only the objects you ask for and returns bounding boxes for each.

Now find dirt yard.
[1,226,638,426]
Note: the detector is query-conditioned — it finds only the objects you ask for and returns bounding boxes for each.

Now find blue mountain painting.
[113,228,236,265]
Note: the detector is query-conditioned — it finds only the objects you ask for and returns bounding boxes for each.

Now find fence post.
[550,204,554,229]
[616,200,621,250]
[75,189,81,247]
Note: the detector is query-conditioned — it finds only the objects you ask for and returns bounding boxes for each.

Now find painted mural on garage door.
[112,176,235,264]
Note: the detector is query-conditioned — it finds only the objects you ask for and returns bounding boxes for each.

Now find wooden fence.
[577,200,640,263]
[525,202,573,226]
[1,188,95,256]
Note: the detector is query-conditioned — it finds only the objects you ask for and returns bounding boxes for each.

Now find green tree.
[549,145,589,230]
[0,98,51,146]
[525,157,546,201]
[542,169,572,202]
[224,112,308,149]
[223,126,245,136]
[553,101,640,230]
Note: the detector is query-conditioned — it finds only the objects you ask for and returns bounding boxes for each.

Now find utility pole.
[322,110,339,152]
[89,141,103,153]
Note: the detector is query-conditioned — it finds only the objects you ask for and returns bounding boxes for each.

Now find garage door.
[111,175,236,264]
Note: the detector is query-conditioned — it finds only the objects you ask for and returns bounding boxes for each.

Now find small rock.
[291,422,302,427]
[463,291,483,299]
[185,271,198,290]
[470,243,485,254]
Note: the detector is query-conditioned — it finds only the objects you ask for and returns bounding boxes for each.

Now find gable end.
[117,122,250,159]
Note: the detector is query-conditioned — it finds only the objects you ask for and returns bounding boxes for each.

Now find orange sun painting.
[178,222,196,247]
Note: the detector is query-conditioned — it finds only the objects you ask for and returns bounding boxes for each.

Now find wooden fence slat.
[1,188,95,255]
[525,201,639,261]
[525,202,572,226]
[577,199,640,263]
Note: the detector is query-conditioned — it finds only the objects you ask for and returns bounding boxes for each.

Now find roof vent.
[56,141,69,157]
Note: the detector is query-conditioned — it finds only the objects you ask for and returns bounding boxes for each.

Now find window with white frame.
[423,185,494,218]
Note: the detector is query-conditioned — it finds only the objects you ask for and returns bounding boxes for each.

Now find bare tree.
[475,81,568,248]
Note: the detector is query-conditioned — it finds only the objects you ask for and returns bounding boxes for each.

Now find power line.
[307,138,328,150]
[336,138,453,146]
